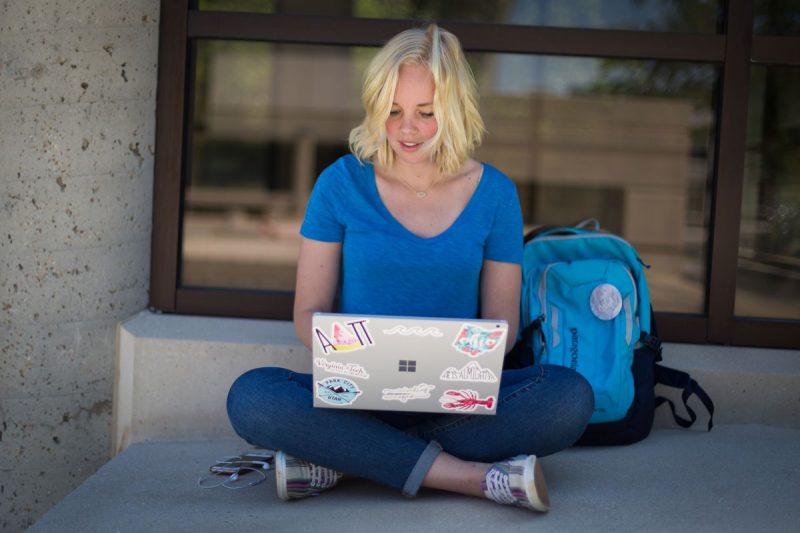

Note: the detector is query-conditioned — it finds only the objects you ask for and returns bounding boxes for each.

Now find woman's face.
[385,63,438,168]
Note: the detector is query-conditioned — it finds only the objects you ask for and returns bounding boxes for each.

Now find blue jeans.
[227,364,593,497]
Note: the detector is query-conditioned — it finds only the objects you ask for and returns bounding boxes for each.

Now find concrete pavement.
[31,424,800,532]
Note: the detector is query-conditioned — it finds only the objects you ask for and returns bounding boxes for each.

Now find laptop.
[311,313,508,415]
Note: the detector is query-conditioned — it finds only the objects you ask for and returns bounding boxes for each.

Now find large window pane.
[182,42,717,315]
[182,41,360,291]
[198,0,722,33]
[474,55,716,314]
[754,0,800,35]
[737,66,800,319]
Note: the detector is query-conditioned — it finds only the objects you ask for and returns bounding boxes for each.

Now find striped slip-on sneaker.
[274,450,343,501]
[481,454,550,512]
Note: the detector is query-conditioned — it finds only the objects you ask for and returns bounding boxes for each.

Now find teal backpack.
[510,220,714,445]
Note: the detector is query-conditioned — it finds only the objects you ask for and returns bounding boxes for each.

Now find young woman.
[227,24,593,512]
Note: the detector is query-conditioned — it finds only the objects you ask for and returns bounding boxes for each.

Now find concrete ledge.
[32,425,800,532]
[112,311,309,454]
[113,311,800,456]
[656,343,800,430]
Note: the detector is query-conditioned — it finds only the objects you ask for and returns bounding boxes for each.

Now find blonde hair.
[349,24,485,176]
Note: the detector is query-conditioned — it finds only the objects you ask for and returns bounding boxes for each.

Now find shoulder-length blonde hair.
[349,24,485,176]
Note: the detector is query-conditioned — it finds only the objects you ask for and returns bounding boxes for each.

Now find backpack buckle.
[640,333,662,356]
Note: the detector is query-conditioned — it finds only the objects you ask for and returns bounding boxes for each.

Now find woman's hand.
[480,259,521,354]
[293,238,342,350]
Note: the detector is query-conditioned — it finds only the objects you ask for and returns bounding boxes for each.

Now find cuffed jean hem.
[401,440,442,497]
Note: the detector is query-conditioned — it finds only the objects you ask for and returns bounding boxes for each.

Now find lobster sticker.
[316,377,362,406]
[439,389,496,412]
[382,383,435,403]
[314,319,374,355]
[451,324,506,357]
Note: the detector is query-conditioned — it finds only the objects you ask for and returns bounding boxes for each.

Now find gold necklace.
[394,174,441,198]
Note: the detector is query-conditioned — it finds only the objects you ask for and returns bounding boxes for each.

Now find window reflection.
[198,0,722,33]
[183,41,357,291]
[754,0,800,35]
[475,54,715,314]
[181,41,717,315]
[355,0,721,32]
[737,66,800,320]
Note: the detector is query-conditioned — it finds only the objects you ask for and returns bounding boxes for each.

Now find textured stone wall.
[0,1,160,530]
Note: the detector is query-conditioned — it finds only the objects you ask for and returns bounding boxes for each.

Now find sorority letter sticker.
[314,319,374,355]
[451,324,506,357]
[314,357,370,380]
[381,383,435,403]
[440,361,498,383]
[316,377,362,406]
[439,389,495,412]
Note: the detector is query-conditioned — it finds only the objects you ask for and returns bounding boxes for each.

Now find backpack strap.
[574,218,600,231]
[523,218,601,243]
[640,332,663,363]
[654,365,715,431]
[523,224,565,243]
[505,316,543,369]
[641,317,714,432]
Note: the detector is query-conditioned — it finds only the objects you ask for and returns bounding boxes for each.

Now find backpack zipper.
[537,264,556,352]
[537,263,556,323]
[622,264,638,315]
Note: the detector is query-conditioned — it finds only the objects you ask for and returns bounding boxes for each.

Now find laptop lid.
[311,313,507,415]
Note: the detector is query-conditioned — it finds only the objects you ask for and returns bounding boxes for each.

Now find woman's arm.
[293,237,342,350]
[480,259,521,354]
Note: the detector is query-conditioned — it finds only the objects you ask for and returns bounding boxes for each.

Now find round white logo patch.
[590,283,623,320]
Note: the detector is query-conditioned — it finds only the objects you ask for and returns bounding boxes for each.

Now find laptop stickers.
[382,384,436,403]
[452,324,506,357]
[316,377,362,406]
[312,314,507,415]
[313,357,370,380]
[440,361,498,383]
[439,389,496,412]
[314,319,374,354]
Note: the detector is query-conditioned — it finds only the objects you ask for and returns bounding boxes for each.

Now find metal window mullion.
[175,287,294,320]
[706,1,755,344]
[150,0,190,312]
[752,35,800,66]
[186,11,726,62]
[449,21,725,60]
[733,318,800,348]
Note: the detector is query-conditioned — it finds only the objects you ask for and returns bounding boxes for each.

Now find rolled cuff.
[401,440,442,497]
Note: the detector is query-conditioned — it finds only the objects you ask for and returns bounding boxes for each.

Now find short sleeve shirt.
[300,155,523,319]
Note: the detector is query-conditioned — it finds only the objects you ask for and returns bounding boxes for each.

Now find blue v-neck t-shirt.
[300,155,523,319]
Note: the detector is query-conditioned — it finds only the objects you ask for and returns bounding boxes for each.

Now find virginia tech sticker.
[316,377,362,406]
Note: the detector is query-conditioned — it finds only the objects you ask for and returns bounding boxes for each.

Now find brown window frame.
[150,1,800,349]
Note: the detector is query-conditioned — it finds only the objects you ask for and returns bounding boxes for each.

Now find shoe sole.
[274,450,289,501]
[525,455,550,512]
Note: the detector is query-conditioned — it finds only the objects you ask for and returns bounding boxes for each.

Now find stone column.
[0,1,160,529]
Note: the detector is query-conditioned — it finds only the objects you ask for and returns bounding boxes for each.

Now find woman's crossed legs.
[226,364,593,510]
